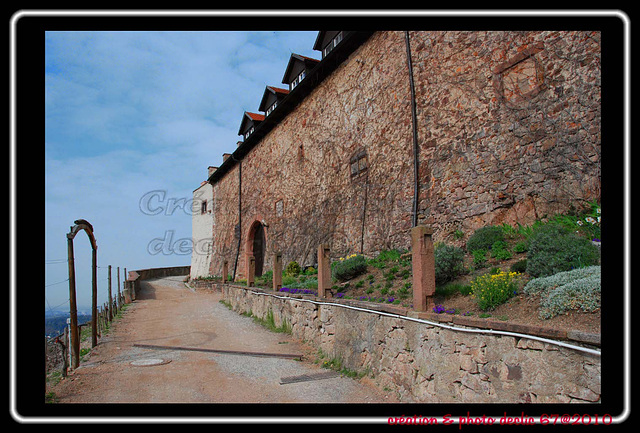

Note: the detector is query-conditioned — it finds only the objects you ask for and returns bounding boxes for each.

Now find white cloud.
[44,29,319,310]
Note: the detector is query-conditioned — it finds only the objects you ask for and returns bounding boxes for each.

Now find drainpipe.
[232,157,242,280]
[405,31,420,228]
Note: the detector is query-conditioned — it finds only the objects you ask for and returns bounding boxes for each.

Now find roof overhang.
[209,31,374,185]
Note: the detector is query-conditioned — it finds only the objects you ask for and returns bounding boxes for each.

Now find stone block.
[317,244,331,298]
[273,252,282,290]
[411,225,436,312]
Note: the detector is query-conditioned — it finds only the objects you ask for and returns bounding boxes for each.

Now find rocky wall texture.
[409,31,601,242]
[221,284,601,403]
[208,31,601,278]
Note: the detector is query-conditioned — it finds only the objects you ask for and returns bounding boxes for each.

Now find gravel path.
[48,276,397,407]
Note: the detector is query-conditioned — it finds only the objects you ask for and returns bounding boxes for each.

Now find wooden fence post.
[108,265,113,321]
[66,232,80,370]
[117,267,121,311]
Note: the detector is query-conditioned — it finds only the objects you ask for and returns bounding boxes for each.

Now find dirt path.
[48,276,398,406]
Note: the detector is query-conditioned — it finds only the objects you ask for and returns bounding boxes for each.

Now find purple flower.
[433,304,446,314]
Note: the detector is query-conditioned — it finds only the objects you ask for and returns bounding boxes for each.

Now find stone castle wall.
[220,283,600,403]
[208,31,601,279]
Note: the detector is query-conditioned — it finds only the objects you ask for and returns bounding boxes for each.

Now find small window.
[323,32,343,57]
[350,149,368,178]
[275,199,284,217]
[201,200,207,214]
[290,71,306,91]
[266,101,277,116]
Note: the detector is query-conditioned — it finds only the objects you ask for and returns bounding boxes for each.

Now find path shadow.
[135,281,157,300]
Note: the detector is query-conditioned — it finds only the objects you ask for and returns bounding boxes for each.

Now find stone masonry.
[202,31,601,280]
[219,283,600,403]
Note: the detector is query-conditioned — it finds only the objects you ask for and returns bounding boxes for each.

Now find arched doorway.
[247,220,266,277]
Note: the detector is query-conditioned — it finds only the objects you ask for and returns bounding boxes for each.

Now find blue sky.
[44,30,320,312]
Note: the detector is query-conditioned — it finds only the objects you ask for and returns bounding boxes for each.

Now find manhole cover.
[130,358,171,367]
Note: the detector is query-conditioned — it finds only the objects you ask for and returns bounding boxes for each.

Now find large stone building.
[191,30,601,280]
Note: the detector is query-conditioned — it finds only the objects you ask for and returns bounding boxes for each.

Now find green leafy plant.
[510,259,528,273]
[434,243,465,286]
[304,266,317,275]
[467,225,505,252]
[551,201,601,241]
[526,223,600,278]
[490,240,512,261]
[331,254,367,282]
[513,241,528,253]
[472,248,488,268]
[367,249,402,269]
[285,261,302,277]
[437,282,472,297]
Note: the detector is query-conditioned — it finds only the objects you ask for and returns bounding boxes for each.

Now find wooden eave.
[281,53,320,85]
[237,111,265,136]
[258,86,289,112]
[209,31,374,185]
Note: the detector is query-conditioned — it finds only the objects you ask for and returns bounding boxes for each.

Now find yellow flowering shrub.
[471,271,521,311]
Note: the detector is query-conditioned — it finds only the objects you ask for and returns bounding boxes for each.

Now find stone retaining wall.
[215,283,600,403]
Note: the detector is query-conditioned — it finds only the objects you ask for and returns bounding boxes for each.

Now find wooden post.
[411,225,436,312]
[60,327,69,377]
[65,219,98,368]
[91,247,98,348]
[317,244,331,298]
[273,252,282,290]
[66,233,80,370]
[107,265,113,321]
[117,267,121,310]
[123,280,132,304]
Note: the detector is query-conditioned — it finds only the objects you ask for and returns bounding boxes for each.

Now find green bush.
[523,265,601,296]
[437,282,472,297]
[285,261,302,277]
[510,259,528,273]
[539,274,600,319]
[524,266,601,319]
[367,249,402,269]
[282,275,298,286]
[304,266,317,275]
[467,225,505,252]
[472,249,488,268]
[490,240,512,261]
[434,243,465,286]
[513,241,528,253]
[525,223,600,278]
[332,254,367,282]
